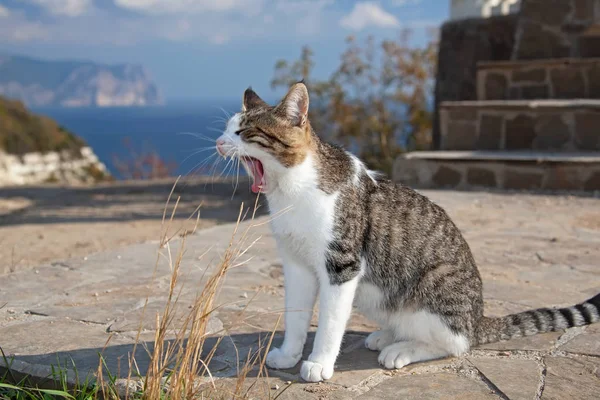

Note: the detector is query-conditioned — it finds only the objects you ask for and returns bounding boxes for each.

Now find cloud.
[0,17,48,41]
[391,0,422,5]
[29,0,93,17]
[114,0,264,15]
[0,0,338,46]
[340,2,399,31]
[0,5,10,17]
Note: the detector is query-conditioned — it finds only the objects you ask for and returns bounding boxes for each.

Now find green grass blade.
[35,389,75,399]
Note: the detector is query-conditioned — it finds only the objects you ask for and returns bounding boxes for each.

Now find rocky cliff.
[0,55,163,108]
[0,96,109,185]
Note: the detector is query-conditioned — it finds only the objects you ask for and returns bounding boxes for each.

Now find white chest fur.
[265,156,338,271]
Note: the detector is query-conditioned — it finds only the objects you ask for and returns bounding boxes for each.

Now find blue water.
[33,101,241,178]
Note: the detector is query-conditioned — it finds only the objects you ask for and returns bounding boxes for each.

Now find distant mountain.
[0,54,164,108]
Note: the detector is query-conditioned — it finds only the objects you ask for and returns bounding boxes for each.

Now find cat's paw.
[378,342,413,369]
[365,330,394,351]
[300,360,334,382]
[266,348,301,370]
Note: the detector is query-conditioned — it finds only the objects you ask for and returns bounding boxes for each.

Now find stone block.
[533,115,572,150]
[508,87,521,99]
[551,68,586,99]
[485,73,508,100]
[469,358,540,400]
[542,356,600,400]
[444,121,477,150]
[393,157,433,186]
[432,165,462,187]
[545,166,584,191]
[520,84,549,99]
[584,171,600,191]
[449,108,478,121]
[521,0,572,26]
[575,112,600,150]
[467,168,497,187]
[573,0,595,21]
[512,68,547,83]
[588,64,600,98]
[505,115,536,149]
[477,115,503,150]
[578,35,600,58]
[514,21,571,60]
[503,169,544,190]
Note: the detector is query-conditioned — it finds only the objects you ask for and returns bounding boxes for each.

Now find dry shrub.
[112,137,177,180]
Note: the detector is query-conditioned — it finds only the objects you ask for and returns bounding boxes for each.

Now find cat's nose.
[216,138,227,157]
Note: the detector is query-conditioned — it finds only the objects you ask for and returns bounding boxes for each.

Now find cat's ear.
[275,82,309,127]
[242,87,268,112]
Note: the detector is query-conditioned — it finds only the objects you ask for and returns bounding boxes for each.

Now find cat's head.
[216,82,314,194]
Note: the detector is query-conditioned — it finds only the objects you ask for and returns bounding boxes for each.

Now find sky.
[0,0,449,101]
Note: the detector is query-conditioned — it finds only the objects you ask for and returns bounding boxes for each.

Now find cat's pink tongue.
[248,159,265,193]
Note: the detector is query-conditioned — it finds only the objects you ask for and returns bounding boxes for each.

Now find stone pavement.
[1,190,599,399]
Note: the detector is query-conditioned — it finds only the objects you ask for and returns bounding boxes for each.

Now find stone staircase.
[395,0,600,192]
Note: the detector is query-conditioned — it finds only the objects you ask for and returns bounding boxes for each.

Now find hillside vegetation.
[0,95,86,155]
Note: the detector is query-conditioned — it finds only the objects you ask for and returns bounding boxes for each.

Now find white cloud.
[340,2,399,31]
[275,0,334,14]
[29,0,93,17]
[0,5,10,17]
[114,0,264,15]
[0,0,337,46]
[392,0,422,5]
[0,19,48,41]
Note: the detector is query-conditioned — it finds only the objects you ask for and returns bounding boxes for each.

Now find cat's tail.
[476,292,600,345]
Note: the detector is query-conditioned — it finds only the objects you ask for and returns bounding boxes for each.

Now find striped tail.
[476,292,600,345]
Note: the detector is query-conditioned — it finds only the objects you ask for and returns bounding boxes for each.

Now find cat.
[216,82,600,383]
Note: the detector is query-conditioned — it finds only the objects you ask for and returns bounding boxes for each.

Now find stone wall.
[0,147,109,186]
[433,14,519,149]
[440,101,600,151]
[478,58,600,100]
[512,0,600,60]
[394,153,600,191]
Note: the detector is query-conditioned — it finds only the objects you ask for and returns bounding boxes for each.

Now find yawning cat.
[216,82,600,383]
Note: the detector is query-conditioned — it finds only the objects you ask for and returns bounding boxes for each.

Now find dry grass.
[96,179,279,400]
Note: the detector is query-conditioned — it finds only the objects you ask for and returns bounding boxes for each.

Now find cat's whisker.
[176,131,217,141]
[180,147,221,165]
[205,126,228,134]
[184,152,219,179]
[219,107,232,119]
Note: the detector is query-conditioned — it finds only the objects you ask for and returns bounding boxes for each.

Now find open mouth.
[241,156,265,194]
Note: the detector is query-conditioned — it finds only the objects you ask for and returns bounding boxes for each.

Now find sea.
[33,101,242,179]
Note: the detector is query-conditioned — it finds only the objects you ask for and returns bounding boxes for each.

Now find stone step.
[477,58,600,100]
[393,150,600,192]
[439,100,600,152]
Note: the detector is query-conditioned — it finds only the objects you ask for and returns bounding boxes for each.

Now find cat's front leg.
[266,257,317,370]
[301,275,359,382]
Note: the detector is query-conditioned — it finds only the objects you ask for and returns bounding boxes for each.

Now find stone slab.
[357,373,498,400]
[559,324,600,356]
[542,356,600,400]
[469,357,540,400]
